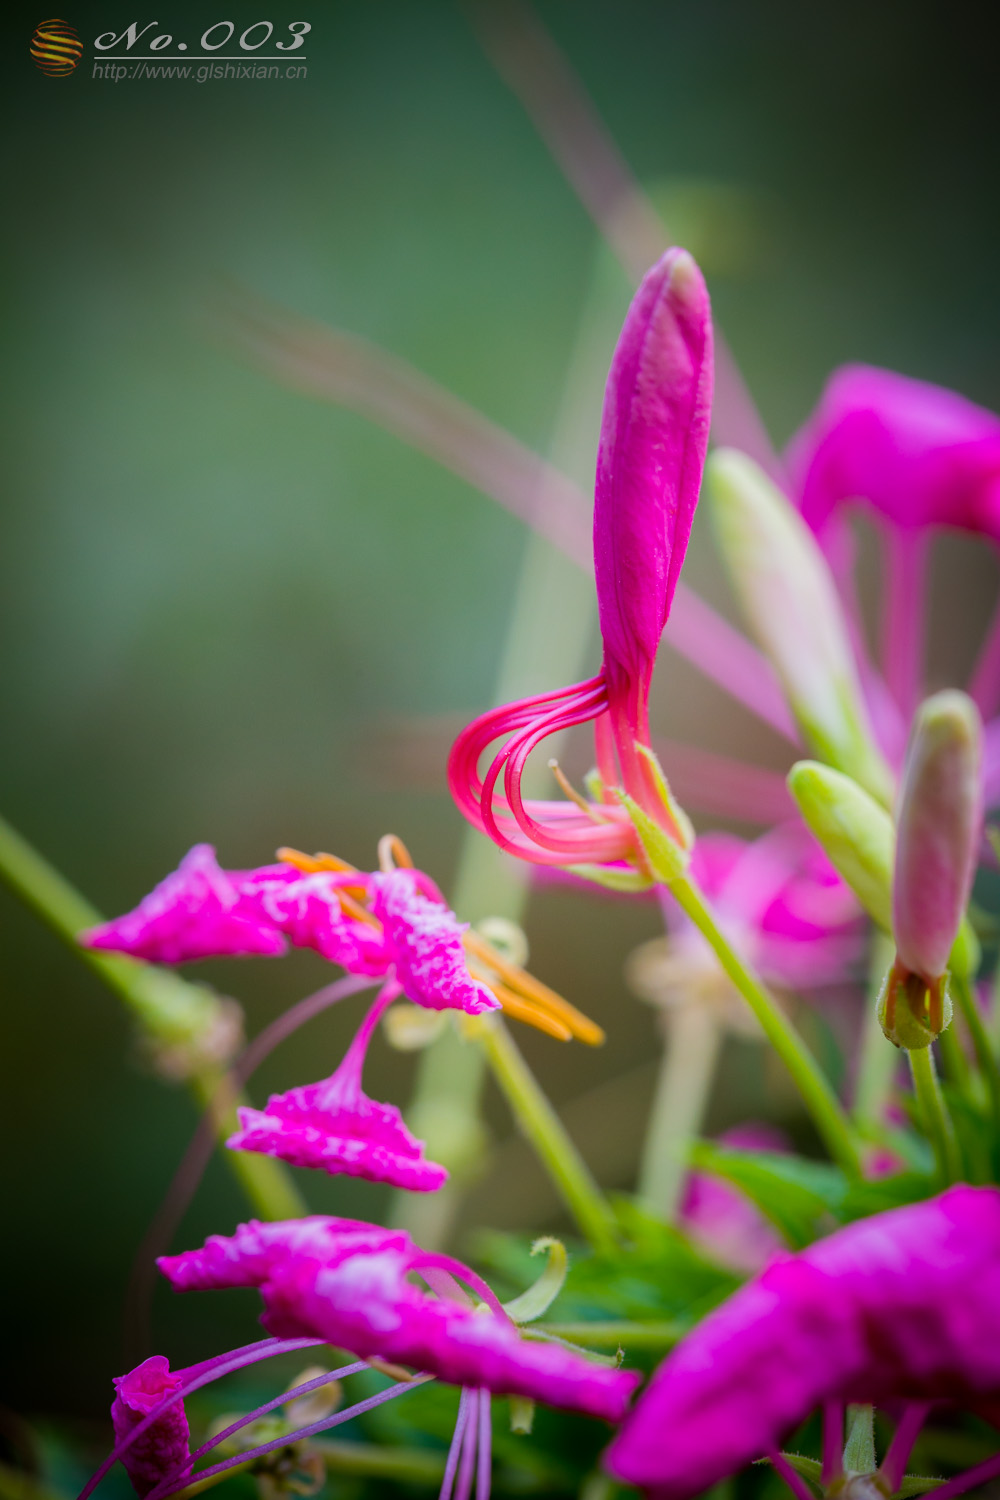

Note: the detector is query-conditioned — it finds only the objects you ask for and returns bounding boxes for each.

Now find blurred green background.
[2,0,999,1432]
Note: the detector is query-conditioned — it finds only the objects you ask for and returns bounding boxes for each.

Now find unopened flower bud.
[893,690,983,986]
[708,450,893,805]
[786,761,893,931]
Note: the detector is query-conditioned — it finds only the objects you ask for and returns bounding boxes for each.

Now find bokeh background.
[2,0,999,1435]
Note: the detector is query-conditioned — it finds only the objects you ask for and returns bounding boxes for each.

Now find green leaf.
[688,1141,847,1248]
[894,1475,945,1497]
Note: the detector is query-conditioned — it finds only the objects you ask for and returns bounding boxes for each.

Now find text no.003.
[93,21,310,55]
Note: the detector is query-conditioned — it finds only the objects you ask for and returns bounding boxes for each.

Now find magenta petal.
[593,248,714,683]
[606,1186,1000,1499]
[229,1088,448,1191]
[159,1218,639,1422]
[111,1356,192,1498]
[226,991,448,1192]
[83,845,287,964]
[787,364,1000,541]
[370,870,500,1015]
[238,867,390,976]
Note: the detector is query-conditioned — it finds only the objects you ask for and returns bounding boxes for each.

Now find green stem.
[853,931,899,1133]
[952,972,1000,1129]
[534,1319,683,1350]
[670,871,862,1177]
[908,1045,961,1185]
[478,1017,618,1254]
[637,1002,720,1221]
[0,812,304,1221]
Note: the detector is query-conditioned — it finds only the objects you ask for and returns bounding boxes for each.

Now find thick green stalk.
[637,1001,720,1220]
[478,1017,618,1254]
[908,1045,961,1186]
[0,812,304,1220]
[670,870,862,1176]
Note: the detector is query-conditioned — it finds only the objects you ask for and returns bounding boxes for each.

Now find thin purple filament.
[145,1372,434,1500]
[186,1361,367,1463]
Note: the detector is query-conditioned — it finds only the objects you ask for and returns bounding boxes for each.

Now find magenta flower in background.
[227,981,449,1191]
[606,1185,1000,1499]
[666,825,863,993]
[110,1357,192,1499]
[449,248,713,870]
[159,1216,639,1422]
[787,364,1000,729]
[787,364,1000,542]
[679,1124,789,1274]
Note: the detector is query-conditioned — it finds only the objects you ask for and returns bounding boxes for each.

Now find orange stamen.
[487,984,573,1042]
[464,929,605,1046]
[277,846,358,874]
[378,833,414,871]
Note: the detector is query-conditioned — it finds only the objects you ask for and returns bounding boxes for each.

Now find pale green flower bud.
[708,449,893,805]
[786,760,893,931]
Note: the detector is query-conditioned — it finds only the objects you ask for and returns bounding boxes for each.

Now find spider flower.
[158,1216,639,1422]
[787,364,1000,543]
[227,981,449,1191]
[605,1185,1000,1499]
[82,838,599,1041]
[448,248,713,872]
[110,1356,192,1498]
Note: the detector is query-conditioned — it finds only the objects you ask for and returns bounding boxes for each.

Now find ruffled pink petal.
[111,1356,192,1498]
[227,987,448,1192]
[238,867,390,976]
[606,1185,1000,1499]
[370,870,500,1015]
[83,845,287,964]
[787,364,1000,541]
[159,1219,639,1423]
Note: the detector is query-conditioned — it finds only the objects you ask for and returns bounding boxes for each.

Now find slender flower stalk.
[476,1016,619,1254]
[664,867,861,1177]
[907,1044,961,1186]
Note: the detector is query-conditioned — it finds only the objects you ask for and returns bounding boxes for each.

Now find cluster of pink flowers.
[78,234,1000,1500]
